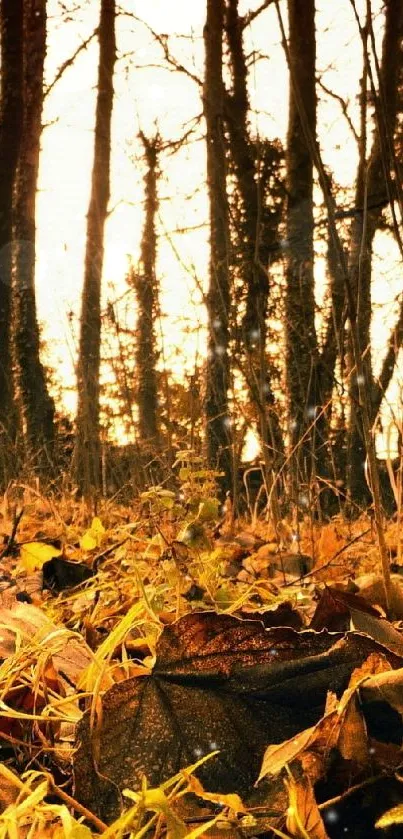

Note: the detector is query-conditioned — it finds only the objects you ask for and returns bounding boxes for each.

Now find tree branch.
[317,77,359,143]
[242,0,275,29]
[44,29,98,100]
[116,11,202,87]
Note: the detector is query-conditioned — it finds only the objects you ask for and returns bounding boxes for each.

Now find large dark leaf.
[74,612,403,821]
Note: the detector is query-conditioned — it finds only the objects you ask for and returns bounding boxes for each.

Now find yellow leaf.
[80,531,97,551]
[187,774,246,814]
[376,804,403,828]
[80,517,105,551]
[91,517,105,536]
[20,542,62,572]
[65,824,93,839]
[197,498,220,522]
[124,787,187,839]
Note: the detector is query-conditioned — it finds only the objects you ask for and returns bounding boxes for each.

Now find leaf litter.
[1,491,403,835]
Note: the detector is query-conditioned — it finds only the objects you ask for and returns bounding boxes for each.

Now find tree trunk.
[224,0,284,471]
[203,0,233,493]
[285,0,318,501]
[0,0,23,469]
[13,0,55,470]
[135,133,160,451]
[75,0,116,494]
[347,0,403,506]
[314,174,348,511]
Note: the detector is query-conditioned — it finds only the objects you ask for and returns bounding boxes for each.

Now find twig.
[92,537,129,571]
[316,78,359,143]
[44,29,98,100]
[0,508,24,560]
[243,1,275,29]
[318,773,386,812]
[282,527,372,587]
[44,772,108,833]
[117,12,202,87]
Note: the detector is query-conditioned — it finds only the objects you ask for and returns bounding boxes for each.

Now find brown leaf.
[258,725,319,782]
[349,607,403,657]
[337,692,368,764]
[310,585,381,633]
[73,612,403,821]
[238,602,303,630]
[286,773,329,839]
[356,573,403,619]
[359,666,403,715]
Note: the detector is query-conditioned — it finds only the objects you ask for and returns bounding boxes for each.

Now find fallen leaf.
[376,803,403,828]
[0,603,93,687]
[286,773,329,839]
[74,611,403,821]
[80,517,105,551]
[186,774,246,814]
[20,541,62,572]
[42,557,94,592]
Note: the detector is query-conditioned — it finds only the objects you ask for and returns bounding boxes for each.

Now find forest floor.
[1,484,403,838]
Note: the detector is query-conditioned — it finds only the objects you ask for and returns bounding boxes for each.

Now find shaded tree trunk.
[203,0,233,492]
[135,133,160,450]
[347,0,403,506]
[224,0,284,472]
[13,0,55,469]
[75,0,116,494]
[314,176,348,510]
[0,0,23,465]
[320,229,348,504]
[284,0,318,500]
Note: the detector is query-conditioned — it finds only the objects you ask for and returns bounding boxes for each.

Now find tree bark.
[75,0,116,494]
[284,0,318,500]
[13,0,55,469]
[347,0,403,506]
[319,209,348,502]
[203,0,233,493]
[135,133,160,450]
[0,0,23,462]
[224,0,284,471]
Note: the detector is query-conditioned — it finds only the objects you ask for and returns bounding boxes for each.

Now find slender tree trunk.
[135,133,160,450]
[75,0,116,494]
[285,0,318,501]
[347,0,403,506]
[224,0,284,472]
[0,0,23,464]
[312,175,348,510]
[13,0,55,469]
[203,0,233,493]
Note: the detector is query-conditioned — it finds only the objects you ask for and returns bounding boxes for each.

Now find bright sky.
[37,0,402,449]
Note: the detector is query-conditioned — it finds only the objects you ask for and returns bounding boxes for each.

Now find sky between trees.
[38,0,401,443]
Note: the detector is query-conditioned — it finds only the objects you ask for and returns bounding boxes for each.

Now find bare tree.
[347,0,403,505]
[13,0,55,468]
[0,0,23,459]
[203,0,233,492]
[276,0,393,609]
[134,133,161,452]
[224,0,284,475]
[75,0,116,494]
[283,0,353,513]
[284,0,318,502]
